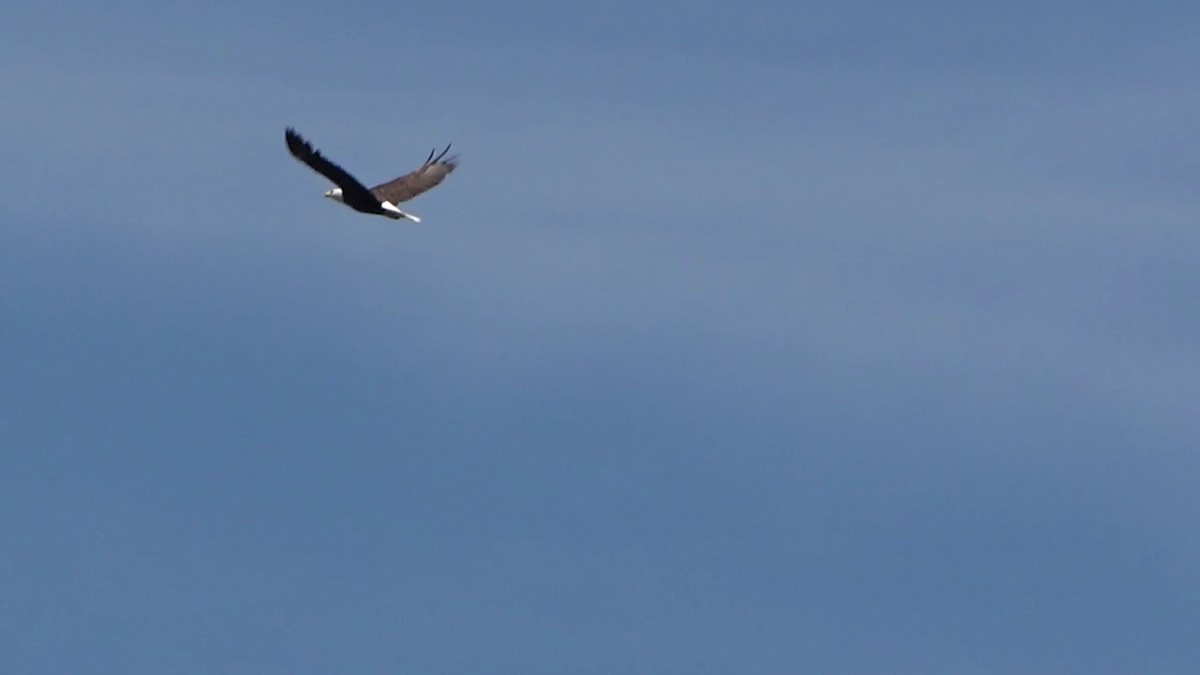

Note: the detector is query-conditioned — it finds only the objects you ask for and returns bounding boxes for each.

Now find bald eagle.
[285,127,458,222]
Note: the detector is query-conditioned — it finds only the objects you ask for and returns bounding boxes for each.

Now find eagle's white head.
[324,188,344,202]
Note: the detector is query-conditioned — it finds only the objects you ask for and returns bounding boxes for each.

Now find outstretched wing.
[284,128,377,203]
[370,144,458,204]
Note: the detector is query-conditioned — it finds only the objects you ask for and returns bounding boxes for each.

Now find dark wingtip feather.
[284,127,311,158]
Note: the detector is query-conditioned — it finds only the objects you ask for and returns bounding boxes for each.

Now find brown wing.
[369,144,458,204]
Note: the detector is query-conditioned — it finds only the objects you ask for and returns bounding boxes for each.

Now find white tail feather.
[380,201,421,223]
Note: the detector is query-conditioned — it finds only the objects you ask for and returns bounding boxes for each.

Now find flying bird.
[285,127,458,222]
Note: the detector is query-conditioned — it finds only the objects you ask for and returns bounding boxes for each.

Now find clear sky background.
[3,1,1199,673]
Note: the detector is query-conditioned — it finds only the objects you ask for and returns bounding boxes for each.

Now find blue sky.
[3,1,1199,673]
